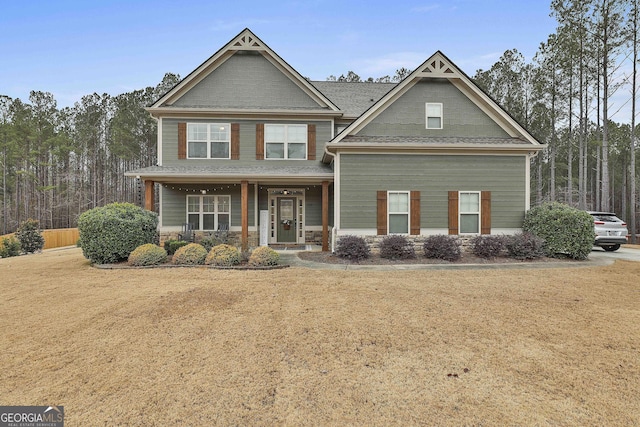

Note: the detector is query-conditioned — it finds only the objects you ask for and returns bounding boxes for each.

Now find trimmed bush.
[172,243,207,265]
[335,235,371,261]
[205,244,241,266]
[523,202,593,260]
[200,235,228,252]
[0,236,21,258]
[423,235,462,261]
[506,233,545,260]
[164,239,189,255]
[470,235,505,258]
[78,203,158,264]
[379,235,416,260]
[248,246,280,267]
[15,218,44,253]
[128,243,168,266]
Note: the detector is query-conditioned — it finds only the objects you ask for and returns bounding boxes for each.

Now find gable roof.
[325,51,543,160]
[310,81,396,119]
[149,29,340,116]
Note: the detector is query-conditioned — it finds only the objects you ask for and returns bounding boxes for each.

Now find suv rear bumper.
[595,236,627,245]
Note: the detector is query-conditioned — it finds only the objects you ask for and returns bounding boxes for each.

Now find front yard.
[1,248,638,425]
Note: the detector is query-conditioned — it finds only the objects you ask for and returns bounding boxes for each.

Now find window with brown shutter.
[377,191,387,235]
[448,191,459,235]
[230,123,240,160]
[256,123,264,160]
[410,191,420,235]
[481,191,491,234]
[307,124,316,160]
[178,122,187,159]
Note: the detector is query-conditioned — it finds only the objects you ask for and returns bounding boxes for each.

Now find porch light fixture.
[283,190,289,195]
[201,189,207,195]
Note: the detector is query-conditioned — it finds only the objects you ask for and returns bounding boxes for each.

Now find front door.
[277,198,296,243]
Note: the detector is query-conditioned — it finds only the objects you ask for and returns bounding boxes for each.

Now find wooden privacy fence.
[1,228,80,250]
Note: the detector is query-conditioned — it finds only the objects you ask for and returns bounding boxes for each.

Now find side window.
[459,191,480,234]
[186,195,231,230]
[388,191,409,234]
[426,103,443,129]
[265,124,307,159]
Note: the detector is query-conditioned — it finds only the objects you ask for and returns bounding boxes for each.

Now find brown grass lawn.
[1,248,639,426]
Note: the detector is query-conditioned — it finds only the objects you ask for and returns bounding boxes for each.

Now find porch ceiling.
[124,164,334,184]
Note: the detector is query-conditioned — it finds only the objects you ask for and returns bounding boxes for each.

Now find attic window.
[426,103,443,129]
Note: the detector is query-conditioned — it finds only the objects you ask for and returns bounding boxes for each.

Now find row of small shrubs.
[335,233,545,262]
[127,242,280,267]
[0,219,45,258]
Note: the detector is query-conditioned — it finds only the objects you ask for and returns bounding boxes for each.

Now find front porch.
[144,179,333,251]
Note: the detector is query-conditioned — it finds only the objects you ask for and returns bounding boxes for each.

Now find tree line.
[0,73,180,234]
[1,0,639,238]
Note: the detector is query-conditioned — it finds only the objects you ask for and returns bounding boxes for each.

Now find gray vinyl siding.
[161,184,255,228]
[162,118,332,166]
[172,52,321,109]
[358,79,510,138]
[339,154,526,229]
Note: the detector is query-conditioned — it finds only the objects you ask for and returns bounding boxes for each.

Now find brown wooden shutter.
[448,191,459,235]
[377,191,387,235]
[230,123,240,160]
[307,124,316,160]
[410,191,420,235]
[481,191,491,235]
[256,123,264,160]
[178,122,187,159]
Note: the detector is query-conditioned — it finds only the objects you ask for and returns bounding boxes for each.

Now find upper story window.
[187,123,230,159]
[459,191,480,234]
[426,103,443,129]
[388,191,410,234]
[265,124,307,159]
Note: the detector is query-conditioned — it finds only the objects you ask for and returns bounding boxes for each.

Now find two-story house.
[126,29,543,252]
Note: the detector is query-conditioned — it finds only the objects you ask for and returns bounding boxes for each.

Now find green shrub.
[128,243,168,266]
[248,246,280,266]
[335,235,370,261]
[15,219,45,253]
[379,235,416,260]
[164,239,189,255]
[523,202,593,260]
[172,243,207,265]
[200,235,228,252]
[423,235,461,261]
[78,202,158,264]
[205,244,241,266]
[469,235,505,258]
[0,236,21,258]
[505,233,546,260]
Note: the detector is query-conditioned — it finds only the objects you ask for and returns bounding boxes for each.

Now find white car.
[588,211,628,252]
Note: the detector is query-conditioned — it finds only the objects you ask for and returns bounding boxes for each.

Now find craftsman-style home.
[126,28,543,251]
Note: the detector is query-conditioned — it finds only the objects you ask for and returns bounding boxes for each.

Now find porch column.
[322,180,329,252]
[144,180,155,211]
[241,180,248,251]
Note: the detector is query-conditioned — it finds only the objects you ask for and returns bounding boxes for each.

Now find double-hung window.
[265,124,307,159]
[459,191,480,234]
[388,191,410,234]
[187,195,230,231]
[187,123,230,159]
[426,103,443,129]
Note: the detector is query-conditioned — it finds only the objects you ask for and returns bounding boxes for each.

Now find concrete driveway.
[589,245,640,262]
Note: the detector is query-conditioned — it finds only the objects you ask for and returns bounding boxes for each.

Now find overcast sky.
[1,0,557,108]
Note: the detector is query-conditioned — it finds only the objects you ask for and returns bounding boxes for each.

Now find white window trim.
[264,124,308,160]
[458,191,481,235]
[186,194,231,231]
[387,190,410,235]
[186,123,231,159]
[425,102,443,130]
